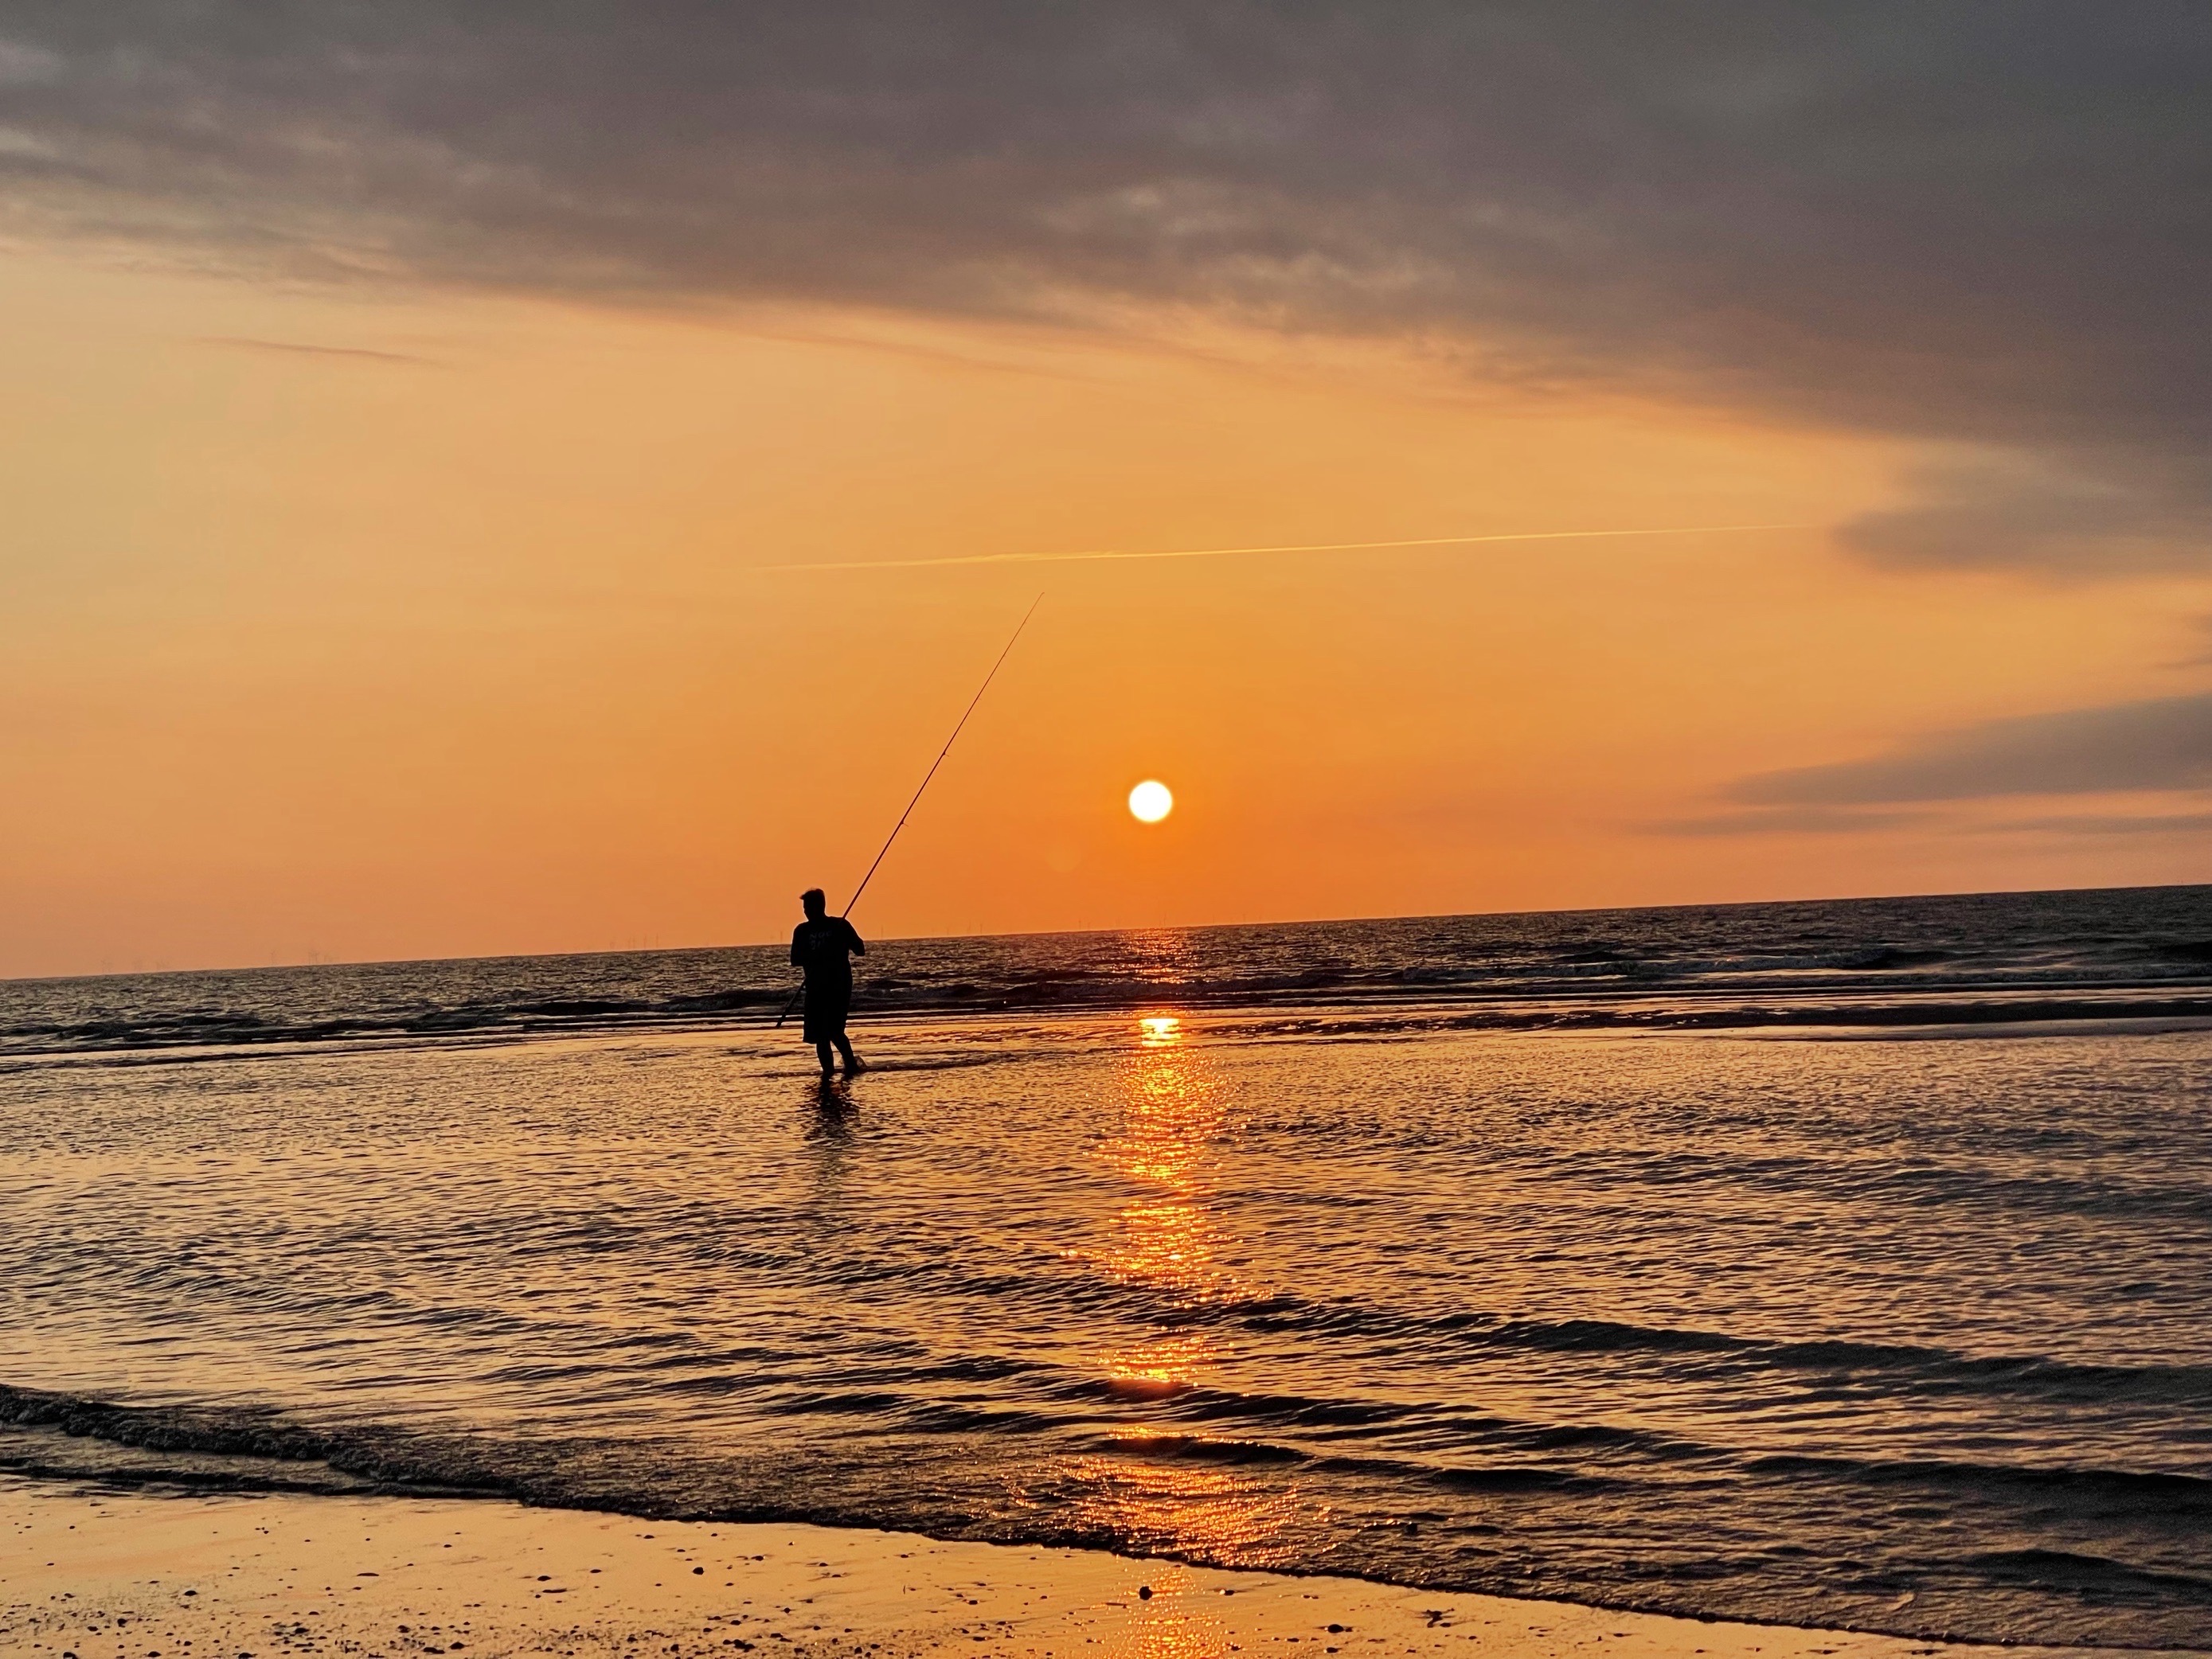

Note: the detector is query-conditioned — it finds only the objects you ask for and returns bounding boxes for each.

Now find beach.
[7,1474,2163,1659]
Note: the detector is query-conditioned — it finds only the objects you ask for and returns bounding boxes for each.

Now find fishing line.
[775,594,1044,1028]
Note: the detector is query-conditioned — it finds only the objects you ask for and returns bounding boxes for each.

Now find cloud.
[1985,810,2212,836]
[1838,457,2212,579]
[2,5,2210,573]
[1730,691,2212,806]
[0,38,61,87]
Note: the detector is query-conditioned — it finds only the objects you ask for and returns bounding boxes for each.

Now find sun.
[1127,779,1174,823]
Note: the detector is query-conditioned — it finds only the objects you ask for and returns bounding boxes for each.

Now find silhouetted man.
[791,888,866,1077]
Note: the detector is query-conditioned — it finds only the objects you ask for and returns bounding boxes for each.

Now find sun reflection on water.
[1093,1012,1245,1303]
[1061,1013,1303,1566]
[1065,1453,1307,1571]
[1101,1329,1217,1395]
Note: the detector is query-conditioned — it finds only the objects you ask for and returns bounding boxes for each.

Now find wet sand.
[1,1476,2167,1659]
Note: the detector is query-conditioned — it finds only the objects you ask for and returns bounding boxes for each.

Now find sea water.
[2,886,2209,1646]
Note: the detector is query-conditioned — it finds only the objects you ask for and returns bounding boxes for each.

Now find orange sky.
[4,246,2209,978]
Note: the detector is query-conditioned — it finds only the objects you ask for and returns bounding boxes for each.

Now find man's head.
[800,888,827,920]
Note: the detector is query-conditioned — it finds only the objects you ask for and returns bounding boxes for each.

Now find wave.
[1965,1548,2212,1597]
[0,988,793,1057]
[1206,1298,2212,1408]
[685,1242,2212,1415]
[8,1378,2210,1649]
[17,1346,2207,1510]
[2,1384,329,1458]
[8,884,2211,1058]
[13,1376,2206,1517]
[10,986,2212,1062]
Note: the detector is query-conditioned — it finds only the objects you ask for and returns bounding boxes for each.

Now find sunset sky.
[5,5,2210,978]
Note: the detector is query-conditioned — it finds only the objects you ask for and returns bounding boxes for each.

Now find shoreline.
[3,1475,2191,1659]
[11,1002,2212,1073]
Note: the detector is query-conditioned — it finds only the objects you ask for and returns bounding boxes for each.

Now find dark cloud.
[1730,691,2212,806]
[1660,801,2212,837]
[1987,810,2212,836]
[3,3,2210,572]
[1838,458,2212,578]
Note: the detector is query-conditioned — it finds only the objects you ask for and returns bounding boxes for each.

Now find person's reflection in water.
[811,1074,857,1136]
[801,1075,858,1241]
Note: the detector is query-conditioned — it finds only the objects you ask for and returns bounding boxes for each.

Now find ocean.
[3,885,2210,1648]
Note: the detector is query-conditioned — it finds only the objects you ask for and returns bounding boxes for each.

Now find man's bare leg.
[836,1034,863,1074]
[815,1040,836,1078]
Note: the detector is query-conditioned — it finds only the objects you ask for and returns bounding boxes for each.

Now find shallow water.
[3,889,2210,1647]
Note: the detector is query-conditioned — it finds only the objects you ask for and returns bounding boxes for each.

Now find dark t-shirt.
[791,916,866,990]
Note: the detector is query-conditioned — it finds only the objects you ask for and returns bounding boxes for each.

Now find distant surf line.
[749,521,1817,574]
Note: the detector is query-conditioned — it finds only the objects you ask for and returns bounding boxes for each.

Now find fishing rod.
[774,594,1044,1028]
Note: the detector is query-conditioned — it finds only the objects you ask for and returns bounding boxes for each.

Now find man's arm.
[791,925,807,968]
[845,919,866,956]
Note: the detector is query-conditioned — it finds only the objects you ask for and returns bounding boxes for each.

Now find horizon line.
[14,875,2202,985]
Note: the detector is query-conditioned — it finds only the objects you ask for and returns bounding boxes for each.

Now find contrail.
[748,521,1815,574]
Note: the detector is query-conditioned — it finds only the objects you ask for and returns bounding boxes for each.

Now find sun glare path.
[1051,1017,1299,1567]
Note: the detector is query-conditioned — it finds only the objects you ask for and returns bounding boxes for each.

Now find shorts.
[802,983,852,1044]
